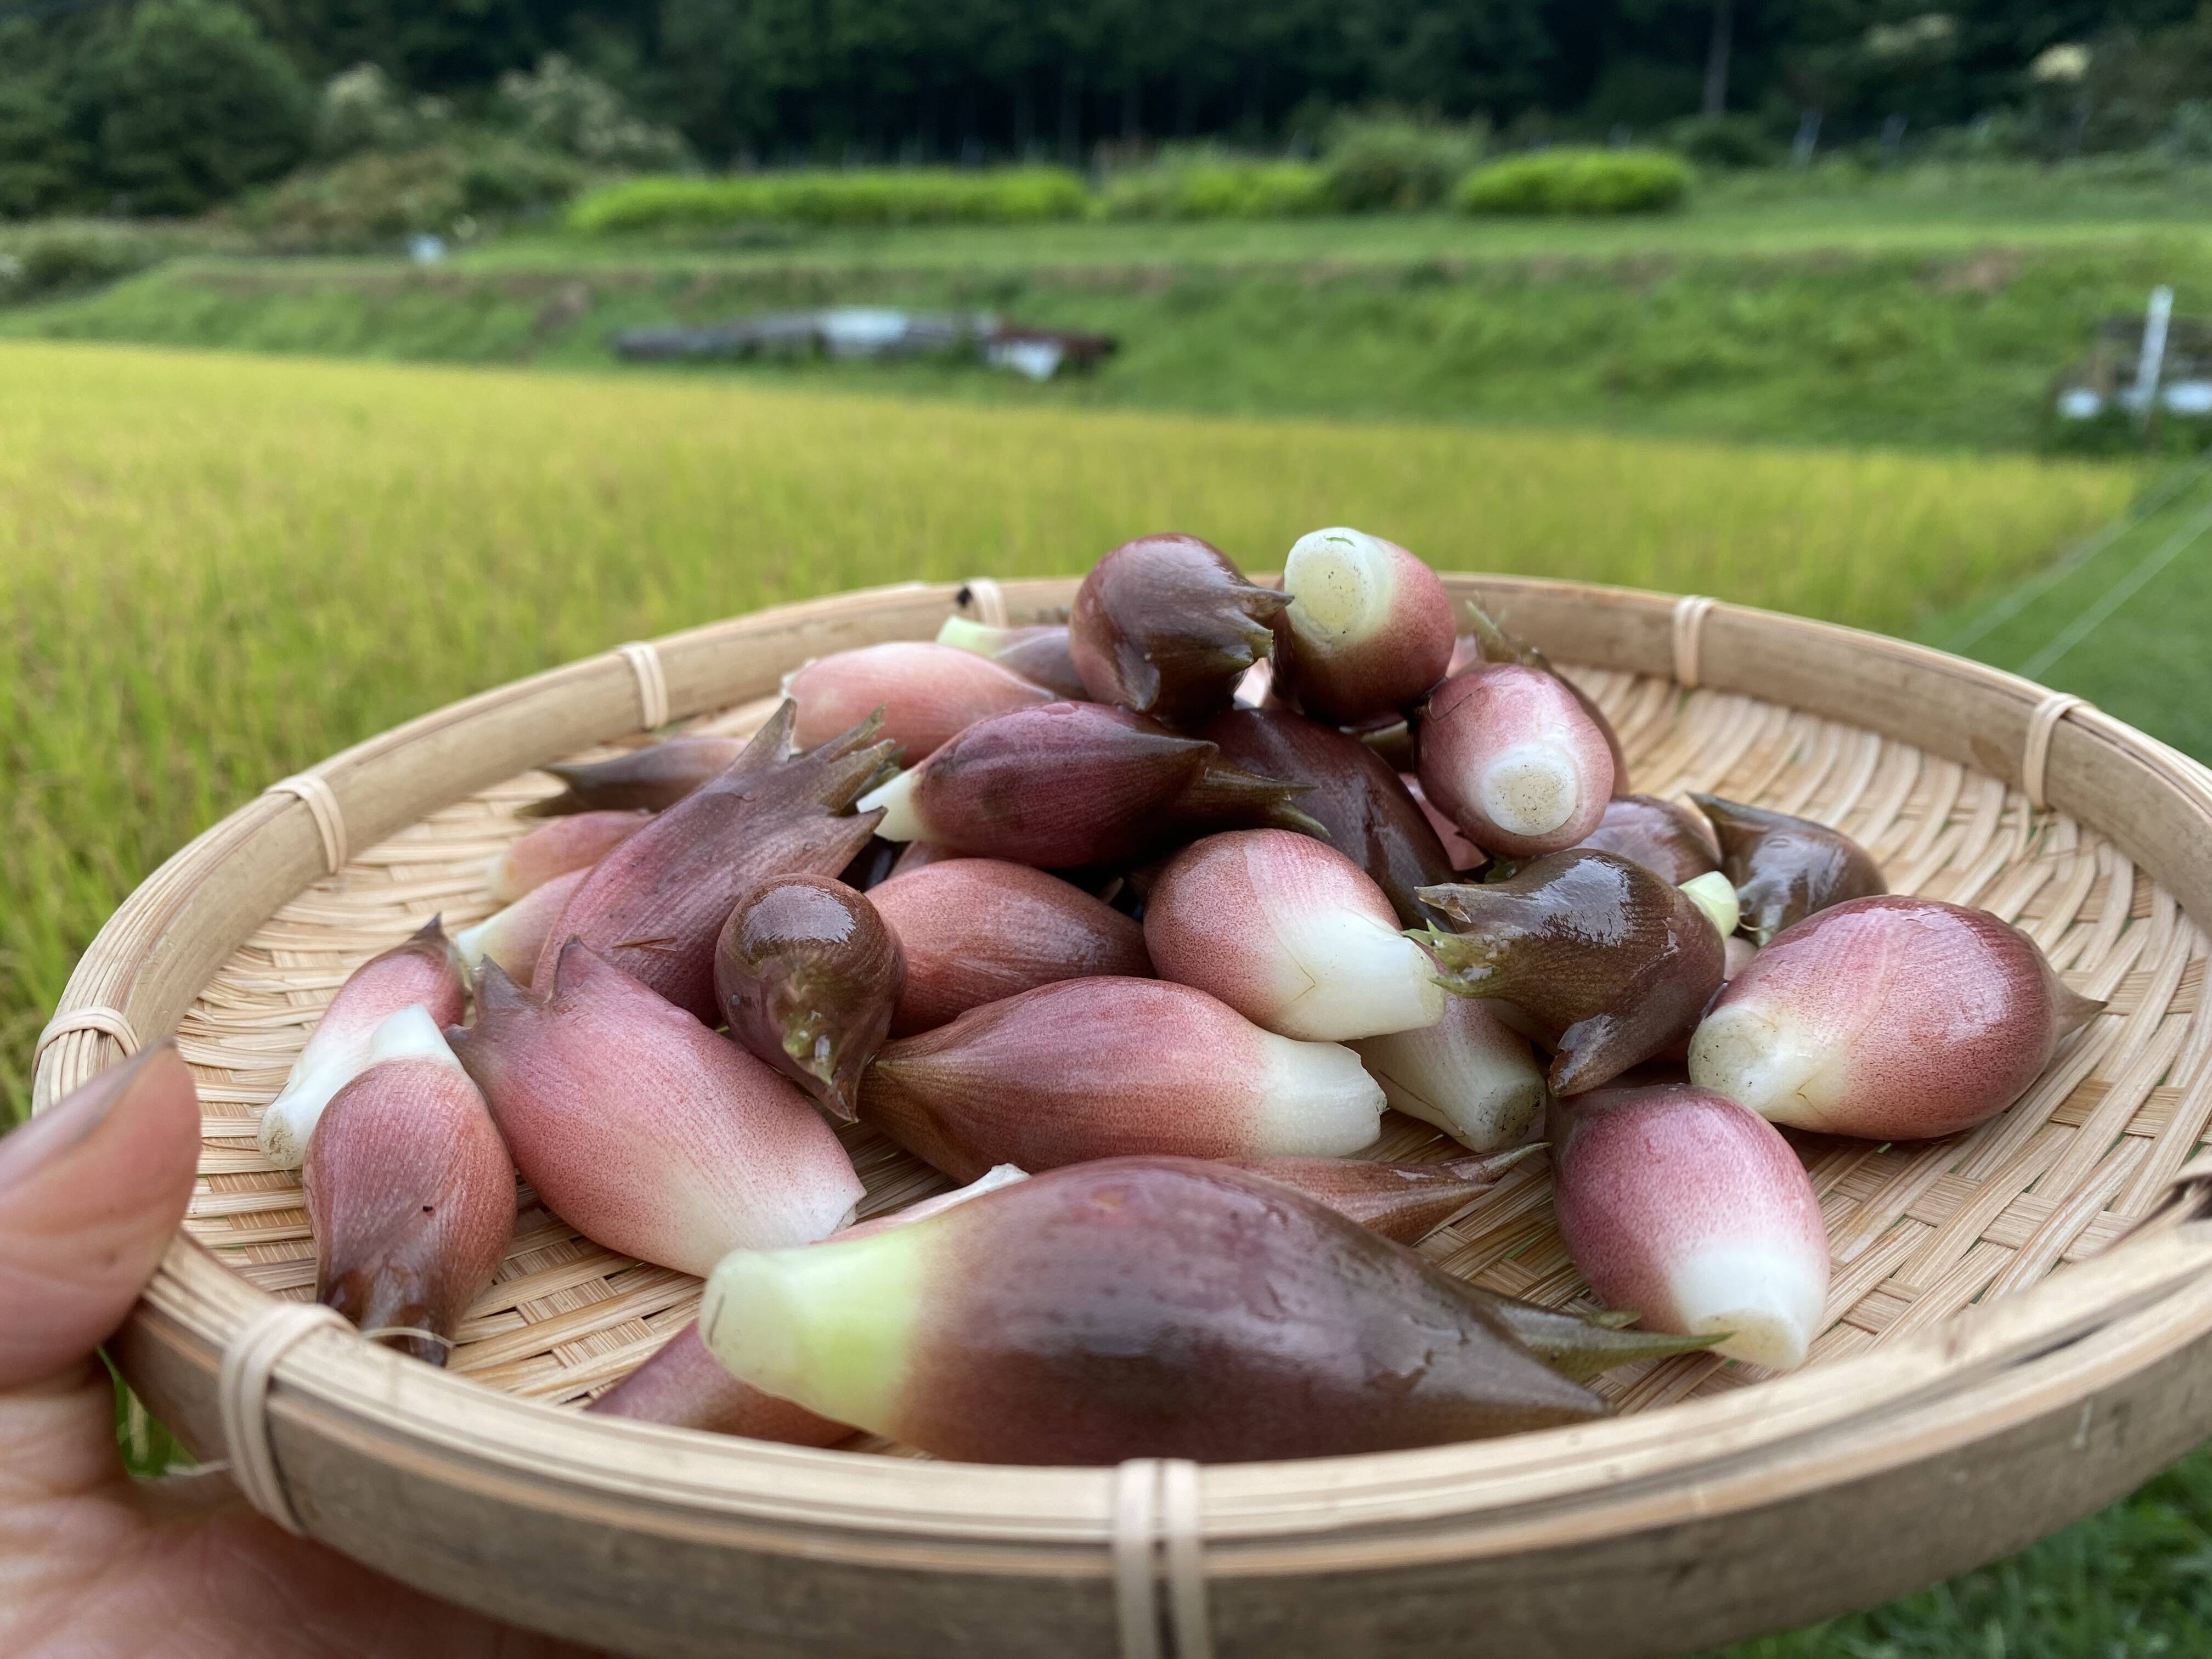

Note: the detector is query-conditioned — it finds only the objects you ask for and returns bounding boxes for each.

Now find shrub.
[237,139,585,251]
[97,0,313,214]
[1663,114,1780,170]
[1321,111,1487,211]
[495,55,691,172]
[1101,158,1330,218]
[1455,148,1691,215]
[315,63,444,159]
[0,222,170,302]
[569,167,1088,232]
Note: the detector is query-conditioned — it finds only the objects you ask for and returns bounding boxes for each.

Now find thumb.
[0,1042,201,1390]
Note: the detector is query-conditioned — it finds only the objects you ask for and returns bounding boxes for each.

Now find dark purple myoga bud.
[868,857,1150,1036]
[1229,1147,1536,1243]
[937,618,1088,701]
[714,874,905,1122]
[1463,1288,1721,1380]
[1415,850,1725,1097]
[1690,895,2105,1140]
[1417,663,1616,859]
[1692,794,1886,945]
[521,735,749,817]
[1269,527,1457,724]
[859,976,1382,1182]
[1577,794,1719,885]
[450,945,864,1276]
[700,1157,1605,1464]
[1550,1084,1831,1371]
[533,702,893,1022]
[1201,704,1457,926]
[304,1008,515,1366]
[1068,533,1288,724]
[589,1166,1025,1442]
[859,701,1317,870]
[784,641,1054,761]
[488,810,652,902]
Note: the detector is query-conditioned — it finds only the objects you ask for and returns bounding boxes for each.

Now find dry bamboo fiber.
[36,576,2212,1659]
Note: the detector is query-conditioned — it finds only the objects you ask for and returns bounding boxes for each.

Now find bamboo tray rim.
[40,572,2212,1565]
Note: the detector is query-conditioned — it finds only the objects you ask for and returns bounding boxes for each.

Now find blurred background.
[6,5,2212,1652]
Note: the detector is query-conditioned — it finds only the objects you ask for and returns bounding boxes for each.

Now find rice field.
[0,340,2136,1111]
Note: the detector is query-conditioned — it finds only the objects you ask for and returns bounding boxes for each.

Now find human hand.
[0,1043,600,1659]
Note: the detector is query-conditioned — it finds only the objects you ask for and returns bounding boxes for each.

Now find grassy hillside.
[9,235,2206,453]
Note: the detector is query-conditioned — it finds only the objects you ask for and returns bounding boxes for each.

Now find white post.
[2132,285,2175,424]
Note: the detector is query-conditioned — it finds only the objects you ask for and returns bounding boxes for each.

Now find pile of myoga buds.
[264,530,2101,1464]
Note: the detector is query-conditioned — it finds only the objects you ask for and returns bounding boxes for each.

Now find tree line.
[2,0,2208,217]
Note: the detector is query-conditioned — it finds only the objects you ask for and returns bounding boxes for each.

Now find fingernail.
[0,1041,170,1195]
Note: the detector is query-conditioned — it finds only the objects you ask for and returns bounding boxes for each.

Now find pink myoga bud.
[1199,703,1457,926]
[1068,533,1287,723]
[257,916,468,1169]
[1144,830,1445,1040]
[1417,850,1725,1097]
[487,810,651,904]
[937,618,1088,701]
[868,857,1150,1036]
[1577,794,1719,885]
[857,701,1318,869]
[699,1156,1605,1463]
[534,702,893,1022]
[714,874,904,1122]
[522,735,748,817]
[1269,527,1456,724]
[450,945,864,1276]
[783,641,1055,761]
[1451,603,1630,790]
[1417,664,1616,858]
[1550,1083,1832,1370]
[859,976,1383,1182]
[1689,895,2104,1139]
[304,1008,515,1365]
[456,867,587,982]
[1402,773,1487,871]
[1352,996,1548,1153]
[1692,794,1886,945]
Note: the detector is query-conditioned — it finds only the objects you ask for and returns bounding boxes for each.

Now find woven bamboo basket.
[32,574,2212,1659]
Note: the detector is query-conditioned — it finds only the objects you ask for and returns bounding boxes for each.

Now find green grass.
[8,235,2208,453]
[0,338,2181,1656]
[1925,455,2212,757]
